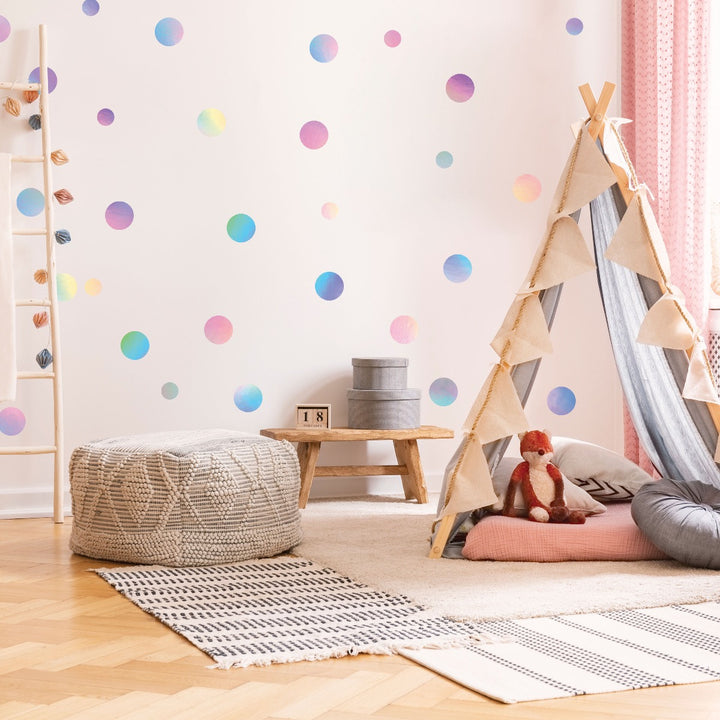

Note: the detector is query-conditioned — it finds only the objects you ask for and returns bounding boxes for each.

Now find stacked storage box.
[347,357,420,429]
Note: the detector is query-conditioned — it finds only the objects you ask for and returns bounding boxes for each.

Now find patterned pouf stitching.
[69,429,302,566]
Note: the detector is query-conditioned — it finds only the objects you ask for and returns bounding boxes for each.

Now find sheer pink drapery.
[620,0,710,468]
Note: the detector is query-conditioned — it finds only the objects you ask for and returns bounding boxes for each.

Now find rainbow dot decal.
[97,108,114,125]
[105,201,134,229]
[315,271,344,301]
[227,213,256,243]
[390,315,418,344]
[155,17,183,46]
[513,174,542,202]
[309,34,338,62]
[197,108,226,137]
[566,17,584,35]
[443,254,472,283]
[234,384,263,412]
[446,74,474,102]
[85,278,102,296]
[204,315,233,344]
[28,66,57,93]
[436,151,453,169]
[0,16,11,42]
[17,188,44,217]
[384,30,401,47]
[56,273,78,301]
[547,386,576,415]
[0,407,25,435]
[161,382,179,399]
[121,331,150,360]
[429,377,458,406]
[82,0,99,16]
[300,121,328,149]
[321,202,339,219]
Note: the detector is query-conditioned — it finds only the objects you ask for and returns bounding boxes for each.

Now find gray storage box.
[347,388,421,429]
[352,357,408,390]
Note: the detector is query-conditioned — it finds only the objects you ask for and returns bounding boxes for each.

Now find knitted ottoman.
[69,429,302,566]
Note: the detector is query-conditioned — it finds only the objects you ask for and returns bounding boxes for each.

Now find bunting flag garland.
[490,292,552,366]
[3,97,20,116]
[637,292,696,350]
[28,113,41,130]
[51,149,69,165]
[32,311,48,328]
[23,89,38,103]
[683,342,720,405]
[33,269,48,284]
[53,189,73,204]
[35,348,53,369]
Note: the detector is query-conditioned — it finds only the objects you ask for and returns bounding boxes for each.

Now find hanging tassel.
[3,97,20,116]
[33,268,48,284]
[23,89,38,103]
[54,229,72,245]
[36,348,53,369]
[54,189,74,204]
[28,113,41,130]
[33,311,49,328]
[51,149,69,165]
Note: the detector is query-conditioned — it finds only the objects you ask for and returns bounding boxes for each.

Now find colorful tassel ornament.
[54,189,74,204]
[36,348,53,369]
[51,149,69,165]
[33,269,48,284]
[28,113,41,130]
[33,311,48,328]
[23,89,38,103]
[3,97,20,116]
[54,229,71,245]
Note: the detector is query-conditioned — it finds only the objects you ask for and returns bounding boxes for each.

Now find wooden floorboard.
[2,516,720,719]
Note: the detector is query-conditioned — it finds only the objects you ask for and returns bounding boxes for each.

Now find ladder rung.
[0,81,40,92]
[0,445,57,455]
[18,371,55,379]
[13,229,47,236]
[15,299,51,307]
[11,155,44,163]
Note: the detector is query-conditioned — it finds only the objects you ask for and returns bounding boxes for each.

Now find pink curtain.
[621,0,711,467]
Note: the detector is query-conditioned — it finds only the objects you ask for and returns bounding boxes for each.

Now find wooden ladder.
[0,25,66,523]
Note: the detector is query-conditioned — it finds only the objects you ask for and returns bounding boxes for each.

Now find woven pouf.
[69,429,302,566]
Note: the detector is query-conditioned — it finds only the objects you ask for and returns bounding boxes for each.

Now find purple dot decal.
[120,331,149,360]
[436,151,453,169]
[315,272,344,301]
[227,213,256,243]
[0,16,11,42]
[82,0,100,16]
[384,30,401,47]
[429,378,458,406]
[321,202,338,219]
[197,108,226,136]
[97,108,114,125]
[28,67,58,93]
[0,407,25,435]
[105,201,134,229]
[547,386,576,415]
[390,315,418,344]
[446,74,474,102]
[155,17,183,46]
[309,34,338,62]
[300,121,328,149]
[513,174,542,202]
[566,18,584,35]
[234,384,263,412]
[443,254,472,283]
[204,315,233,344]
[17,188,45,217]
[161,382,179,399]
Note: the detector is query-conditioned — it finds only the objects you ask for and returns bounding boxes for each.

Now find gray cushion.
[631,478,720,569]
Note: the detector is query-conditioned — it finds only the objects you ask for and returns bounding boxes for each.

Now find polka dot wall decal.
[547,385,576,415]
[97,108,114,125]
[566,17,584,35]
[321,202,338,219]
[227,213,256,243]
[443,254,472,283]
[429,377,458,406]
[0,407,25,436]
[315,271,344,301]
[155,17,184,46]
[197,108,226,136]
[513,174,542,202]
[446,74,474,102]
[56,273,78,301]
[234,384,263,412]
[309,34,338,62]
[0,16,10,42]
[121,331,150,360]
[17,188,45,217]
[384,30,401,47]
[204,315,233,344]
[85,278,102,296]
[28,67,57,93]
[105,201,134,229]
[161,382,179,399]
[390,315,418,344]
[82,0,100,16]
[300,121,328,149]
[436,151,453,169]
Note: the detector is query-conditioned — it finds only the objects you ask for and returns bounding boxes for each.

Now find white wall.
[0,0,621,517]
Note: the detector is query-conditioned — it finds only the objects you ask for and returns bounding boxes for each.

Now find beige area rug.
[295,495,720,621]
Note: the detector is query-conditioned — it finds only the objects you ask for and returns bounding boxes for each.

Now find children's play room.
[3,0,720,717]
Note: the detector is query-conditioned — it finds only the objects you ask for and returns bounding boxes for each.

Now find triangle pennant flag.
[604,191,671,281]
[521,216,596,292]
[462,363,528,443]
[491,293,553,366]
[682,342,720,405]
[550,126,618,216]
[637,293,696,350]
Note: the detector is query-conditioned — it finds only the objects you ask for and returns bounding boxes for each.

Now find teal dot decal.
[443,254,472,283]
[0,16,11,42]
[121,331,149,360]
[566,18,583,35]
[315,272,344,301]
[155,17,183,46]
[429,378,458,406]
[28,67,57,93]
[56,273,78,301]
[436,151,453,169]
[197,108,226,136]
[309,34,338,62]
[17,188,45,217]
[227,213,256,243]
[161,382,179,399]
[548,386,576,415]
[0,406,25,435]
[204,315,233,344]
[105,201,134,229]
[234,384,263,412]
[82,0,99,16]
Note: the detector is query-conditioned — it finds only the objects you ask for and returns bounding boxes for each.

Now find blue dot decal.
[429,378,458,406]
[443,254,472,283]
[82,0,100,16]
[28,66,57,92]
[227,213,256,243]
[436,151,453,169]
[309,34,338,62]
[120,331,150,360]
[566,18,583,35]
[155,17,183,46]
[161,382,179,399]
[547,386,576,415]
[234,384,263,412]
[315,271,344,301]
[17,188,45,217]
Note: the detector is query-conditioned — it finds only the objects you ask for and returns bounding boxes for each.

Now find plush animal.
[502,430,586,524]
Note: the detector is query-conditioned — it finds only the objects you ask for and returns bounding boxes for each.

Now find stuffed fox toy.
[502,430,585,524]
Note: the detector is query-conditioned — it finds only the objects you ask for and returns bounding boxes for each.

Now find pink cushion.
[461,503,667,562]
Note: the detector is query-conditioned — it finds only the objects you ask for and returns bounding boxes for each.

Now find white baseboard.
[0,487,72,519]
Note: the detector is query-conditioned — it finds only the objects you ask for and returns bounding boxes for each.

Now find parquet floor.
[3,518,720,719]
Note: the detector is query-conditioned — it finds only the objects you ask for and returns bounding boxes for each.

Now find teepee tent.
[430,82,720,559]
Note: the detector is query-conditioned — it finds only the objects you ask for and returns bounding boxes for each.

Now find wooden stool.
[259,425,453,507]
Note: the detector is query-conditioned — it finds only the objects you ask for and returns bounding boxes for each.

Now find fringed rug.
[95,556,478,669]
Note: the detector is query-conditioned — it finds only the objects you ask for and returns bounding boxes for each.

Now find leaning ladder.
[0,25,65,523]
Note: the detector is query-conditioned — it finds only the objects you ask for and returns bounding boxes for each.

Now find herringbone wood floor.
[3,518,720,719]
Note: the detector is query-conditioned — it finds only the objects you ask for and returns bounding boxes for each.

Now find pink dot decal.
[513,174,542,202]
[0,16,11,42]
[321,202,338,219]
[309,34,338,62]
[384,30,401,47]
[446,74,474,102]
[390,315,418,344]
[204,315,233,344]
[0,406,25,435]
[97,108,114,125]
[105,201,134,229]
[300,121,328,149]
